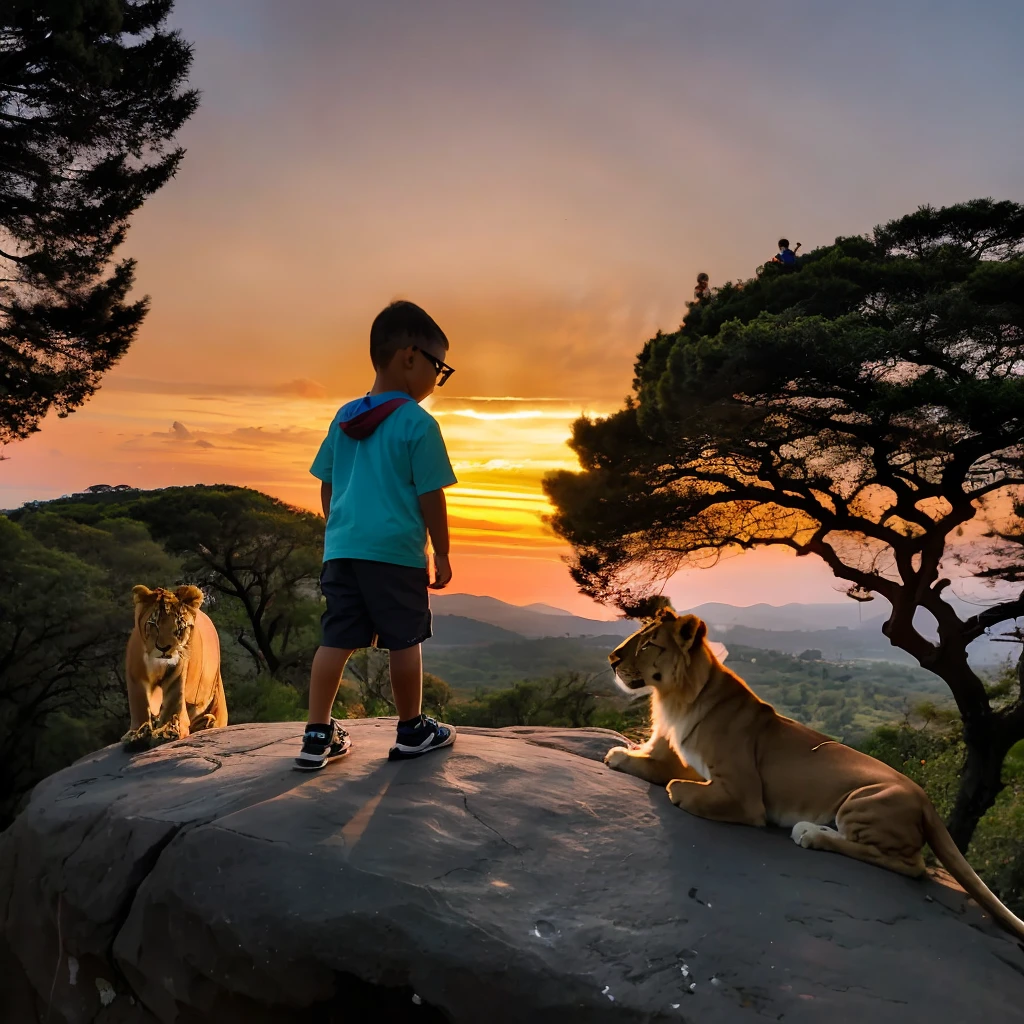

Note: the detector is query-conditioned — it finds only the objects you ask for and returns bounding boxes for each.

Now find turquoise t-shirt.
[310,392,457,568]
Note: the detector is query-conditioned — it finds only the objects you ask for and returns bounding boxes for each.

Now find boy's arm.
[418,488,452,589]
[320,481,332,520]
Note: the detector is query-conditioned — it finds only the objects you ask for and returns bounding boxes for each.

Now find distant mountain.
[690,602,867,632]
[423,636,618,691]
[430,593,636,639]
[429,594,1008,666]
[523,603,574,617]
[431,615,525,647]
[709,624,909,664]
[705,623,1003,666]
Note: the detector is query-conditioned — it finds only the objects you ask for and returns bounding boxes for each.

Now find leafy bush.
[225,675,309,724]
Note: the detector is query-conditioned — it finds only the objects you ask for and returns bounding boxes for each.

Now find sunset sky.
[3,0,1023,615]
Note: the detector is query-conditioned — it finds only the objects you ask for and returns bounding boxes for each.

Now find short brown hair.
[369,300,449,370]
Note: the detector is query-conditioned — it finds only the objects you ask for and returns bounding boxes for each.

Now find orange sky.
[2,0,1022,615]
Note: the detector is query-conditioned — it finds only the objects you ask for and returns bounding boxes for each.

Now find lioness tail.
[923,803,1024,941]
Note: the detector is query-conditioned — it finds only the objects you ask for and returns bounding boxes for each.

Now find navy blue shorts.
[319,558,432,651]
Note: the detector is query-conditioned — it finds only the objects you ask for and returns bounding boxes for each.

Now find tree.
[9,485,325,680]
[0,512,177,826]
[545,199,1024,849]
[18,509,180,595]
[422,672,452,717]
[1,0,198,444]
[125,487,324,678]
[544,671,598,727]
[347,648,394,715]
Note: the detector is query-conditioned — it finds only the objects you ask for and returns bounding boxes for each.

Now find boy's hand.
[430,553,452,590]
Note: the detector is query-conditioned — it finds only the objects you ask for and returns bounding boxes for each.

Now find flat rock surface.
[2,720,1023,1024]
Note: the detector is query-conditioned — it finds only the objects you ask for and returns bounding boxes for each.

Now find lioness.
[605,606,1024,942]
[122,585,227,750]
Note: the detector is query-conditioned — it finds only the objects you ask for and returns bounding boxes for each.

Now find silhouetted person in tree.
[774,238,801,267]
[693,272,711,301]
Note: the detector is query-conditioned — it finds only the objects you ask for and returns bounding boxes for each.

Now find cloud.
[272,378,328,399]
[149,421,195,441]
[449,515,527,533]
[228,426,321,447]
[127,421,322,455]
[110,377,329,400]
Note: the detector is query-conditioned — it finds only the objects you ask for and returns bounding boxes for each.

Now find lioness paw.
[122,721,154,752]
[791,822,836,848]
[150,721,181,744]
[604,746,632,770]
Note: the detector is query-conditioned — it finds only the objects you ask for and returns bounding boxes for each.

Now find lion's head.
[132,585,204,663]
[609,606,717,703]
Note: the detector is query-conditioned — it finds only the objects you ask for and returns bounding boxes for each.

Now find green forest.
[2,482,1022,912]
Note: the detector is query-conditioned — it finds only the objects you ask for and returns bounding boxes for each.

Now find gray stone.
[1,720,1022,1023]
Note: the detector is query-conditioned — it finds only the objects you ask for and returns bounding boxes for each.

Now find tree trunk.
[945,716,1007,851]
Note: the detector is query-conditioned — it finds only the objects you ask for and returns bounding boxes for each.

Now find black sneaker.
[388,715,456,761]
[294,719,352,771]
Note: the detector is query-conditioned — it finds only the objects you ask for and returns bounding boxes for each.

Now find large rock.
[1,720,1022,1023]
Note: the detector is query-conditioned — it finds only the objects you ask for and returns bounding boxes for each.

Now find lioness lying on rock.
[122,585,228,750]
[605,606,1024,942]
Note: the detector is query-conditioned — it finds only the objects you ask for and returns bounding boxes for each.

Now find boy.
[774,238,801,266]
[295,300,458,770]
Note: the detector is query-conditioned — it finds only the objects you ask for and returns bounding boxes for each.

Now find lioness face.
[132,585,204,661]
[609,608,711,702]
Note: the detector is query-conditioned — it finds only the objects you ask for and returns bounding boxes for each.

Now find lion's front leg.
[667,777,767,827]
[151,670,189,745]
[124,670,153,735]
[606,734,703,787]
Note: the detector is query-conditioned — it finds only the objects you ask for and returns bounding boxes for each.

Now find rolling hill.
[430,593,636,639]
[431,594,1010,665]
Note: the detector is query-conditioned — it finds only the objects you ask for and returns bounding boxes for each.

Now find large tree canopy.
[0,511,179,824]
[105,486,323,679]
[545,199,1024,848]
[0,0,198,443]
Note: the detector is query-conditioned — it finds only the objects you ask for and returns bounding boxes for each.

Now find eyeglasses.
[413,346,455,387]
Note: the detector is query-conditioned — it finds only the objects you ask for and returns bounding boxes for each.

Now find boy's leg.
[386,637,455,763]
[295,559,373,771]
[388,643,423,722]
[308,645,355,723]
[295,646,356,770]
[355,559,455,761]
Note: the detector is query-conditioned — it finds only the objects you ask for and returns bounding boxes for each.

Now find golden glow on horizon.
[0,383,606,564]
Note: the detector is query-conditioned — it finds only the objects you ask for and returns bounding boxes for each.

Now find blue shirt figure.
[775,238,801,266]
[310,390,457,569]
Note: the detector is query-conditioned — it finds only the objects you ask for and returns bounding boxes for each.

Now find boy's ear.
[669,615,707,651]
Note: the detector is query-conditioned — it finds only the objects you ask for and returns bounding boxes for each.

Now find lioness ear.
[670,614,708,651]
[131,585,154,605]
[174,585,204,611]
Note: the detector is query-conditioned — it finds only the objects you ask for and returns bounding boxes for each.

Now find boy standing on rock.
[295,300,458,770]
